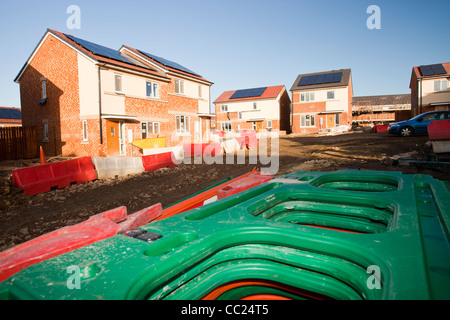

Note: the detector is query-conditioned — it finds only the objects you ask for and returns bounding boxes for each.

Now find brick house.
[14,29,213,157]
[213,85,291,134]
[0,107,22,127]
[352,94,411,126]
[290,69,353,134]
[410,62,450,116]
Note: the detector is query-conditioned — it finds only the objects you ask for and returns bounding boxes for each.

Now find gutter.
[98,64,106,145]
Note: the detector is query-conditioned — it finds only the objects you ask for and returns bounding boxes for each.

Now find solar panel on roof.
[65,34,136,65]
[230,87,267,100]
[419,64,447,76]
[0,109,21,120]
[137,50,201,77]
[297,72,343,86]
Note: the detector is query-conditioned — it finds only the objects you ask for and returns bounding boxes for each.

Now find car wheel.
[399,126,414,137]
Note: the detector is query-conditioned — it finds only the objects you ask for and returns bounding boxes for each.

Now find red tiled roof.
[413,62,450,79]
[214,85,285,104]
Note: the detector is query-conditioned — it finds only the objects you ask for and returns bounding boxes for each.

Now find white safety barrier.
[91,157,145,179]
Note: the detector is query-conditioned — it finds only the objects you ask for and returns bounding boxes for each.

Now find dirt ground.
[1,131,449,252]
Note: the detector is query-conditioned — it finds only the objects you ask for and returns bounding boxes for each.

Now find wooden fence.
[0,126,39,160]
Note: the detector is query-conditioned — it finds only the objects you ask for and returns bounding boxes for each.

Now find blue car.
[387,111,450,137]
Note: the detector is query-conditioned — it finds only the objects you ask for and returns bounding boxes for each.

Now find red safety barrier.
[373,125,389,133]
[142,152,178,172]
[183,143,221,157]
[0,203,163,281]
[428,120,450,140]
[217,173,273,199]
[11,157,97,196]
[240,130,258,148]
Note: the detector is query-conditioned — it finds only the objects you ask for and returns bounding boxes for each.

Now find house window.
[300,114,316,127]
[221,105,228,112]
[434,80,448,92]
[301,92,315,102]
[252,122,257,130]
[253,102,258,110]
[267,120,273,129]
[198,85,202,98]
[221,122,232,132]
[42,80,47,99]
[327,91,335,100]
[238,112,242,120]
[141,121,161,138]
[82,120,88,141]
[115,74,123,93]
[175,79,184,94]
[146,81,159,98]
[43,123,49,142]
[335,114,340,126]
[176,115,190,134]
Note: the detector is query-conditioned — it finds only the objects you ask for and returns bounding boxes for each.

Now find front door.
[327,114,335,128]
[106,120,120,156]
[256,121,262,132]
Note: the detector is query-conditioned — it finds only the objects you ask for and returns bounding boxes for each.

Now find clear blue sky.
[1,0,449,110]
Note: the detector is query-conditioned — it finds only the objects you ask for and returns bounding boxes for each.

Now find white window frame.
[300,92,315,102]
[253,102,258,110]
[434,80,448,92]
[82,120,88,142]
[221,104,228,112]
[176,115,190,134]
[115,74,123,93]
[238,112,242,120]
[221,122,232,132]
[327,91,335,100]
[141,121,161,139]
[175,79,184,94]
[146,81,159,99]
[43,123,49,142]
[267,120,273,129]
[335,114,340,126]
[42,80,47,99]
[252,122,257,130]
[300,114,316,128]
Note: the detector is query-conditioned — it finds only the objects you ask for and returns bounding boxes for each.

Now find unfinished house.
[352,94,412,127]
[15,29,213,157]
[410,63,450,116]
[290,69,353,134]
[213,85,291,134]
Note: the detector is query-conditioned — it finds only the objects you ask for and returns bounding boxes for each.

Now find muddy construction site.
[1,131,449,252]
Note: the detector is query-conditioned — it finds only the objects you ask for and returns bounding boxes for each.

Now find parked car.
[387,111,450,137]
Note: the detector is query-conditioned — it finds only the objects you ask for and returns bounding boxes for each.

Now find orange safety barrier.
[201,280,328,300]
[0,203,162,282]
[12,157,97,195]
[217,173,272,199]
[142,152,178,172]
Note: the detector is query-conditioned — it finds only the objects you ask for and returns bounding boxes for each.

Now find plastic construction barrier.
[0,204,162,282]
[428,120,450,140]
[11,157,97,196]
[92,157,145,179]
[1,170,449,300]
[217,173,273,200]
[373,124,389,133]
[142,152,178,172]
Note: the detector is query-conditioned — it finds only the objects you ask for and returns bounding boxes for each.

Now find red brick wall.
[19,33,82,157]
